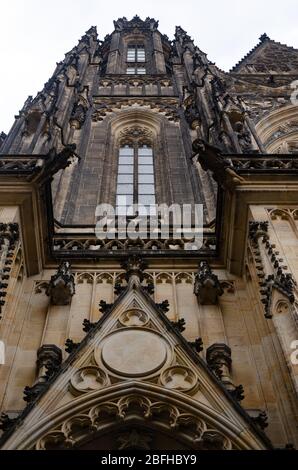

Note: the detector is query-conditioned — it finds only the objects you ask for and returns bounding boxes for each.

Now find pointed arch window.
[116,136,156,216]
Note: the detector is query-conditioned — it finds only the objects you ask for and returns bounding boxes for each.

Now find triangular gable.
[0,276,271,450]
[230,34,298,73]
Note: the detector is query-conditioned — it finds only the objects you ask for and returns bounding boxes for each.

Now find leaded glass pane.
[137,47,145,62]
[117,174,133,183]
[119,147,134,156]
[138,147,153,156]
[117,184,133,195]
[117,195,133,206]
[126,67,135,74]
[119,156,133,164]
[138,195,156,205]
[138,156,153,165]
[138,165,154,174]
[127,47,136,62]
[138,184,155,194]
[138,174,154,184]
[118,165,134,174]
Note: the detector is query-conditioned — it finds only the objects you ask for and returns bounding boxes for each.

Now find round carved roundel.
[97,328,168,377]
[160,365,198,392]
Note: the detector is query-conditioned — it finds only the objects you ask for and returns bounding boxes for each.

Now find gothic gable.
[0,267,270,450]
[231,34,298,73]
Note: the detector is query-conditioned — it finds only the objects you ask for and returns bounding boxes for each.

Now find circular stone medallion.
[100,329,167,377]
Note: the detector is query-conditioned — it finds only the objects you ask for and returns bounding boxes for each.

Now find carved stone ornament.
[70,366,109,396]
[206,343,232,376]
[160,365,198,392]
[69,96,88,130]
[155,300,170,313]
[121,255,148,287]
[23,382,47,403]
[188,337,204,353]
[119,126,153,146]
[251,411,268,430]
[170,318,186,332]
[117,429,152,450]
[201,431,231,450]
[95,328,169,378]
[65,338,80,354]
[119,309,149,327]
[0,223,19,317]
[194,261,224,305]
[0,413,18,432]
[36,344,62,379]
[46,261,75,305]
[35,394,233,450]
[192,139,244,190]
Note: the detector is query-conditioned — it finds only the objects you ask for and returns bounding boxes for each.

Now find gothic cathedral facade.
[0,16,298,450]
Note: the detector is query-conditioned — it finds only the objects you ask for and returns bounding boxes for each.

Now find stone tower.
[0,16,297,450]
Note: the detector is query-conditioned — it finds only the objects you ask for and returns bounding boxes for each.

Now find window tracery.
[116,126,156,215]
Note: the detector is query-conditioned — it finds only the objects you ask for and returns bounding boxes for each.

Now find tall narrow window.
[116,142,156,216]
[138,146,155,215]
[126,45,146,74]
[116,146,134,216]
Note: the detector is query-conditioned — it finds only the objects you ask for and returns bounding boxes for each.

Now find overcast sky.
[0,0,297,133]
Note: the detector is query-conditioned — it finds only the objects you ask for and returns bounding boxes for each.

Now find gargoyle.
[192,139,245,190]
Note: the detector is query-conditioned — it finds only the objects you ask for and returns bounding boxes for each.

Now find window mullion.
[134,143,138,206]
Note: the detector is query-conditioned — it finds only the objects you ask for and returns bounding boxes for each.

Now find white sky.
[0,0,297,133]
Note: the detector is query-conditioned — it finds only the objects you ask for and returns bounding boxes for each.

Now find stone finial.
[46,261,75,305]
[121,256,147,287]
[36,344,62,379]
[194,261,223,305]
[259,33,270,42]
